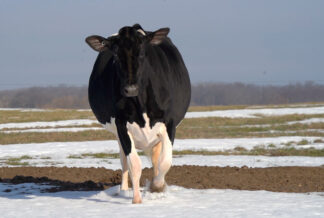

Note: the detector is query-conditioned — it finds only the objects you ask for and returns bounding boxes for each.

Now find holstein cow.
[85,24,191,203]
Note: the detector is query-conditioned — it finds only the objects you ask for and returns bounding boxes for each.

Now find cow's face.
[86,24,169,97]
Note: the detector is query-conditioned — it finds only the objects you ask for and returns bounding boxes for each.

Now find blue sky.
[0,0,324,90]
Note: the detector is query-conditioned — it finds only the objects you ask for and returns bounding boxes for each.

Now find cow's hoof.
[150,181,167,193]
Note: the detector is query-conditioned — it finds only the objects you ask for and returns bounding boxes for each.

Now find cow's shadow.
[0,175,121,201]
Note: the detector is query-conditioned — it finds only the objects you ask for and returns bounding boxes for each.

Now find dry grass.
[64,147,324,158]
[188,102,324,112]
[1,114,324,144]
[1,123,101,131]
[0,109,94,124]
[0,130,115,144]
[3,155,32,166]
[175,114,324,139]
[172,148,324,157]
[1,102,323,123]
[1,106,324,145]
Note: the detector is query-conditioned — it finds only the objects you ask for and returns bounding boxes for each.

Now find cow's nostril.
[123,85,138,97]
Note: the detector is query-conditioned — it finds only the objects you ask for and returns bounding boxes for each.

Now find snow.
[287,118,324,125]
[1,137,323,158]
[0,108,50,112]
[0,184,323,217]
[173,137,324,151]
[2,105,322,118]
[7,154,323,169]
[0,119,98,130]
[0,138,323,168]
[185,106,324,118]
[1,106,324,216]
[2,127,103,133]
[171,155,324,168]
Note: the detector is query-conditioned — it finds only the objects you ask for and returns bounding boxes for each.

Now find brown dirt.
[1,166,324,193]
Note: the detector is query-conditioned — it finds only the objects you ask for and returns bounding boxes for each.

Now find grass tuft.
[314,139,324,143]
[297,139,309,145]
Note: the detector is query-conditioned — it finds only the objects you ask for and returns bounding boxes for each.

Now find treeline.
[0,85,88,109]
[0,82,324,108]
[191,81,324,105]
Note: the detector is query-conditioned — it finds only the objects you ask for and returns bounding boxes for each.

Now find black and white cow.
[85,24,191,203]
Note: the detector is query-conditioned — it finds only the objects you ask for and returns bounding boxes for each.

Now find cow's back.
[145,38,191,127]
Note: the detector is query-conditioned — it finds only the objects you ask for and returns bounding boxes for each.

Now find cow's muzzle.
[123,85,139,97]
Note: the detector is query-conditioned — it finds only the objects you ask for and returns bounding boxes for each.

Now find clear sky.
[0,0,324,90]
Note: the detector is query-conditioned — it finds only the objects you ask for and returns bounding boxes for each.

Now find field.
[1,103,324,217]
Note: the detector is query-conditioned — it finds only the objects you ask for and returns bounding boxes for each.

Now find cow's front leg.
[151,125,172,192]
[118,140,129,192]
[116,121,142,204]
[127,132,142,203]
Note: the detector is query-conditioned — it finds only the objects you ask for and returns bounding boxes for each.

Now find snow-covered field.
[186,106,324,118]
[1,105,324,217]
[3,154,321,169]
[1,127,102,134]
[0,119,98,130]
[0,137,323,168]
[0,184,323,218]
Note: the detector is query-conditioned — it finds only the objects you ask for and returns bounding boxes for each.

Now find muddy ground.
[1,166,324,193]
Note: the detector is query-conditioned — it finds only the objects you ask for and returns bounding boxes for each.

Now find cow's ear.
[85,35,109,52]
[149,28,170,45]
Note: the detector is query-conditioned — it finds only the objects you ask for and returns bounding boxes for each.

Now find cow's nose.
[123,85,139,97]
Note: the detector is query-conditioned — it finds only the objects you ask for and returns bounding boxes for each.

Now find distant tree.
[0,82,324,108]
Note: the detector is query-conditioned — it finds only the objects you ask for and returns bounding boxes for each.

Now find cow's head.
[86,24,169,97]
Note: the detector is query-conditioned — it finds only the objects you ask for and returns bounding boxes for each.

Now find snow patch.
[2,127,103,133]
[185,106,324,118]
[0,184,323,217]
[0,119,98,130]
[1,137,323,158]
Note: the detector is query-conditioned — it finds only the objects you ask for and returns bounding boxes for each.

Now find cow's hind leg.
[118,140,129,192]
[127,133,142,204]
[151,141,162,178]
[151,126,172,192]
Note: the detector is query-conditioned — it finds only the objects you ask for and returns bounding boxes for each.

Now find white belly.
[103,114,164,151]
[126,113,163,150]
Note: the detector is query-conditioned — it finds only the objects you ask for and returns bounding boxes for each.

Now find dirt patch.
[1,166,324,193]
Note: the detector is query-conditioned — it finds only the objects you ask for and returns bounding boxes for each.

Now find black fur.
[87,24,191,156]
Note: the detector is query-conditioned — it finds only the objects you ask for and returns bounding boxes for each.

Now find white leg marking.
[127,132,142,204]
[118,140,128,191]
[152,125,172,190]
[103,117,117,135]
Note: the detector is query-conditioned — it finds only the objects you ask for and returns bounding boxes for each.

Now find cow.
[85,24,191,203]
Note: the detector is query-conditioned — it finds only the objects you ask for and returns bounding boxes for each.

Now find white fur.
[126,113,163,151]
[111,33,118,36]
[150,124,172,188]
[127,132,142,203]
[102,117,117,135]
[104,113,172,203]
[118,140,129,191]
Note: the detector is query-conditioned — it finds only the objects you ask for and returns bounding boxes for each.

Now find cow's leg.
[151,141,162,178]
[116,120,142,204]
[151,125,172,192]
[127,132,142,204]
[118,140,128,191]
